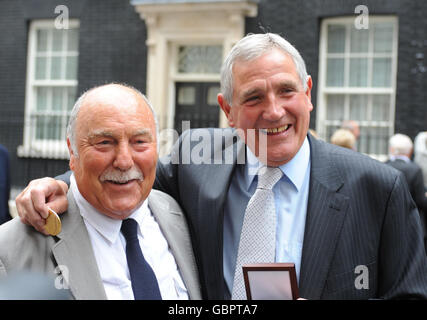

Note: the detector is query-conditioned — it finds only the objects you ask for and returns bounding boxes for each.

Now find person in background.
[308,128,319,139]
[386,133,427,252]
[330,128,356,150]
[414,131,427,191]
[341,120,360,141]
[0,144,11,225]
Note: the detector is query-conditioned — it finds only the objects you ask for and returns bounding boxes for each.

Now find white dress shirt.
[70,174,188,300]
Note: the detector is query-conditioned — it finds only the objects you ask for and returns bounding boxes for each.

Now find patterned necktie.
[121,218,162,300]
[232,166,283,300]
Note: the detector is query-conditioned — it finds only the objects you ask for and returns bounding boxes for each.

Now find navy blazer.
[0,144,10,225]
[155,129,427,299]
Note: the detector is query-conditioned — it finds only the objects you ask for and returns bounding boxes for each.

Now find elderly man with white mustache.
[0,83,201,300]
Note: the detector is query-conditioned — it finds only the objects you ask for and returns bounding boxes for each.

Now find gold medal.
[45,207,62,236]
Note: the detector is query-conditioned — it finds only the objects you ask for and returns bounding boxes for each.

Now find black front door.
[174,82,220,134]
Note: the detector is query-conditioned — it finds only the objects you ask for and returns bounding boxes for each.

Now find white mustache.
[100,166,144,184]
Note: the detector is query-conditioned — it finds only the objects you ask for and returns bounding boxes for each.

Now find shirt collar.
[70,173,149,244]
[389,155,410,163]
[245,136,311,192]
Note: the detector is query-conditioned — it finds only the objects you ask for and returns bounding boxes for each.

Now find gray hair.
[220,33,309,105]
[67,83,159,157]
[389,133,413,156]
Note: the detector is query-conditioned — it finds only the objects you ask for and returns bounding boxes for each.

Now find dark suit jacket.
[154,128,427,299]
[385,158,427,248]
[385,159,427,213]
[0,144,10,225]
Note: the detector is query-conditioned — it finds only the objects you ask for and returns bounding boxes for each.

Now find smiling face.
[218,48,313,167]
[68,85,158,219]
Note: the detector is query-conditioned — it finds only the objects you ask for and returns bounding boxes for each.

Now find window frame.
[316,16,399,160]
[18,19,79,159]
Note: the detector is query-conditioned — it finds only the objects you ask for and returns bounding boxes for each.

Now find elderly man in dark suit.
[386,133,427,252]
[15,33,427,299]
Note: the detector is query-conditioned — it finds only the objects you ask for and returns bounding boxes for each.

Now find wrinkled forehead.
[232,49,301,88]
[234,48,297,70]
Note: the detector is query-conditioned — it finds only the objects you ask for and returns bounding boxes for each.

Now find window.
[18,20,79,159]
[316,17,398,159]
[177,45,223,74]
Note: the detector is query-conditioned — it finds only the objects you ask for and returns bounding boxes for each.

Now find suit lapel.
[148,191,201,299]
[197,129,245,299]
[298,136,349,299]
[52,193,107,300]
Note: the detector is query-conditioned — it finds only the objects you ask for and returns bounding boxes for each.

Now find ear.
[305,76,313,98]
[305,76,314,112]
[67,138,76,171]
[218,93,235,127]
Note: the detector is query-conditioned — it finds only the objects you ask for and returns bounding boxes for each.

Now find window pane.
[178,86,196,105]
[52,29,64,52]
[35,116,61,140]
[52,88,64,111]
[36,29,48,52]
[358,126,368,153]
[47,116,58,140]
[327,25,345,53]
[35,57,47,80]
[51,56,62,80]
[178,45,222,74]
[367,127,389,155]
[326,58,344,86]
[349,95,368,121]
[67,87,77,111]
[350,27,369,53]
[65,56,78,80]
[67,28,79,51]
[371,95,390,121]
[349,58,368,87]
[373,23,393,53]
[207,86,220,106]
[51,116,62,140]
[35,116,46,139]
[372,58,391,87]
[36,87,48,111]
[326,95,345,120]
